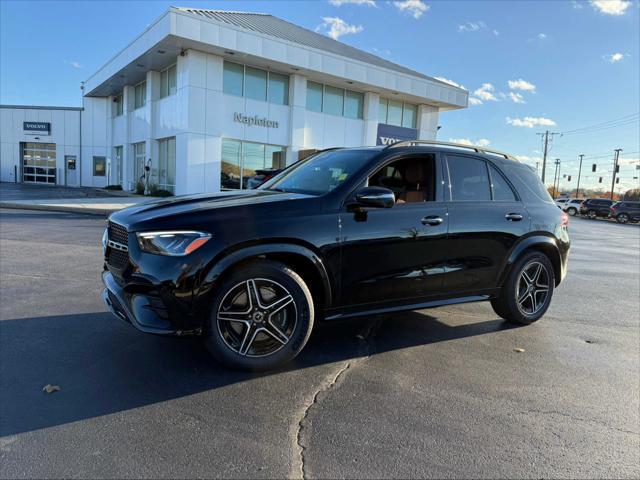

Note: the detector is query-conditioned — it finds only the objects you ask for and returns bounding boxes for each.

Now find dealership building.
[0,7,467,194]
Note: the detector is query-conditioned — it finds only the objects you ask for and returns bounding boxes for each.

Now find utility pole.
[537,130,559,184]
[610,148,622,200]
[552,158,561,198]
[575,154,584,198]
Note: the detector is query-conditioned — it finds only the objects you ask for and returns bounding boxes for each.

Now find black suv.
[102,142,570,370]
[579,198,615,219]
[610,201,640,223]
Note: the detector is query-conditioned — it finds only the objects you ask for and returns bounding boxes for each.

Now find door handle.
[505,213,523,221]
[421,215,444,226]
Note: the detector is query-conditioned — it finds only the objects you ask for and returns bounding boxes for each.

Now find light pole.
[575,154,584,198]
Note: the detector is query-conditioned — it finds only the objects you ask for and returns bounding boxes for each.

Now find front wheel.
[567,207,577,216]
[587,209,597,219]
[204,259,314,371]
[491,251,555,325]
[617,213,630,224]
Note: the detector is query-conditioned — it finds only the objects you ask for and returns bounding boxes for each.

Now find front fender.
[197,242,333,307]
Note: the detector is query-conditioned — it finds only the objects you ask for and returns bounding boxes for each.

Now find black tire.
[617,213,629,224]
[588,209,597,219]
[204,259,314,371]
[567,207,577,216]
[491,251,555,325]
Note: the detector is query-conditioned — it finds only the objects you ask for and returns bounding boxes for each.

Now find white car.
[562,198,585,216]
[554,197,569,209]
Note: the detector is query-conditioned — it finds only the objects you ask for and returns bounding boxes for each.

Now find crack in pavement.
[290,319,382,479]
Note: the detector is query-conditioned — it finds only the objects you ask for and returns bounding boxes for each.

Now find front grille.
[107,221,130,270]
[108,221,128,246]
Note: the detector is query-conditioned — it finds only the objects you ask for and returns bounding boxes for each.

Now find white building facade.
[0,7,467,194]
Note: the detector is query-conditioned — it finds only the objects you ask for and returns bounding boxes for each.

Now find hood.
[109,189,313,230]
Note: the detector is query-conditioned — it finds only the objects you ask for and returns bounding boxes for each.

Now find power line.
[559,113,639,135]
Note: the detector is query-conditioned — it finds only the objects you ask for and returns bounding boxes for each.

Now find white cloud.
[473,83,498,101]
[508,92,526,103]
[508,78,536,92]
[590,0,631,15]
[468,97,483,106]
[515,155,543,163]
[316,17,363,40]
[393,0,429,19]
[506,116,556,128]
[449,138,491,147]
[329,0,376,6]
[435,76,466,90]
[493,29,500,36]
[538,33,547,39]
[572,0,584,8]
[64,59,82,69]
[605,52,625,62]
[458,21,486,32]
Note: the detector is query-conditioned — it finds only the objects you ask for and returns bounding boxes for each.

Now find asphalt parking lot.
[0,208,638,479]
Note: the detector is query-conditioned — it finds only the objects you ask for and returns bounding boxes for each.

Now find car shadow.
[0,310,517,436]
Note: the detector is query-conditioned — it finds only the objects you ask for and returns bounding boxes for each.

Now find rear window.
[502,163,553,203]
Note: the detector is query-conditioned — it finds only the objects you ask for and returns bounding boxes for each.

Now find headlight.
[102,228,108,255]
[136,231,212,256]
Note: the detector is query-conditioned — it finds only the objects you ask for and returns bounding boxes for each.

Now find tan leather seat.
[399,160,427,203]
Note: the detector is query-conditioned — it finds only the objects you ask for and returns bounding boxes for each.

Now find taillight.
[561,211,569,226]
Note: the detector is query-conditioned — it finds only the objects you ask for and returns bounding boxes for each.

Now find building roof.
[175,8,446,86]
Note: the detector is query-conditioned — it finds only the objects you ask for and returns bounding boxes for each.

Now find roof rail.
[384,140,518,161]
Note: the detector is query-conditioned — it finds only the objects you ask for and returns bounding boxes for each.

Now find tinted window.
[344,90,364,119]
[447,156,491,201]
[223,61,244,97]
[268,72,289,105]
[306,81,323,113]
[261,149,378,195]
[502,163,553,203]
[489,163,517,201]
[323,85,344,116]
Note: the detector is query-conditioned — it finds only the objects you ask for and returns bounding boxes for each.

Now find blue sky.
[1,0,639,191]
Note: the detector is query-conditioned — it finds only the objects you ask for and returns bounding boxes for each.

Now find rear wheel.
[204,259,314,371]
[616,213,629,224]
[491,251,555,325]
[567,207,577,216]
[587,209,597,219]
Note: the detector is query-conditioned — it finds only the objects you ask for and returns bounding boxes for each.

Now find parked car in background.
[555,197,569,209]
[101,141,570,370]
[610,201,640,224]
[562,198,585,216]
[246,168,284,189]
[580,198,615,219]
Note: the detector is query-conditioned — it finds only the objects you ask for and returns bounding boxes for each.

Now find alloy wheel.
[588,210,597,219]
[216,278,297,357]
[567,208,577,216]
[618,213,629,224]
[516,261,550,316]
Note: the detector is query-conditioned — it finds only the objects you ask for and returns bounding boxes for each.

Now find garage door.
[22,142,56,184]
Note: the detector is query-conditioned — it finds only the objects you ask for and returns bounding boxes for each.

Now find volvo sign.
[23,122,51,135]
[376,123,417,146]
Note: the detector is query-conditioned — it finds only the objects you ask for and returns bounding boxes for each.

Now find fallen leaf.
[356,334,365,340]
[513,348,525,353]
[42,384,61,394]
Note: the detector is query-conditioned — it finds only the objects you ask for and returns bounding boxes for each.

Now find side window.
[488,163,517,201]
[446,155,491,201]
[368,155,436,204]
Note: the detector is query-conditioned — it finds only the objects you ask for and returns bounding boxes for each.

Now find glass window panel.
[242,142,266,188]
[378,98,388,123]
[93,156,106,176]
[265,145,284,169]
[387,99,403,126]
[447,156,491,201]
[323,85,344,116]
[268,72,289,105]
[402,103,417,128]
[168,65,177,95]
[488,164,517,201]
[160,69,168,98]
[134,82,146,109]
[223,61,244,97]
[344,91,364,119]
[221,139,242,189]
[306,81,323,112]
[245,67,267,101]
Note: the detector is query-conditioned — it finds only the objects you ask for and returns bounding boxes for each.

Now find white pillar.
[287,74,307,165]
[122,85,134,190]
[417,104,440,140]
[363,92,380,146]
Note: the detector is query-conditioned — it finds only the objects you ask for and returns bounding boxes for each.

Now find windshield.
[260,149,379,195]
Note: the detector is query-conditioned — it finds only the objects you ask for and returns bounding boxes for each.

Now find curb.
[0,202,118,217]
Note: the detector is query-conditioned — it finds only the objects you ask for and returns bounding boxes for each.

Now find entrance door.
[113,146,123,186]
[22,142,56,184]
[65,155,77,186]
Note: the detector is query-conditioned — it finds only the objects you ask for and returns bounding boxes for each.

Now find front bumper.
[102,270,200,336]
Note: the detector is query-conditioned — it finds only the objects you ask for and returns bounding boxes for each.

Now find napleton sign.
[233,112,279,128]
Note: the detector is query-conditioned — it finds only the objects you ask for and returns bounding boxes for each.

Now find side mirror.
[354,186,395,209]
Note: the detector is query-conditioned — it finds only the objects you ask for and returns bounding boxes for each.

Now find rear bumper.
[102,270,200,336]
